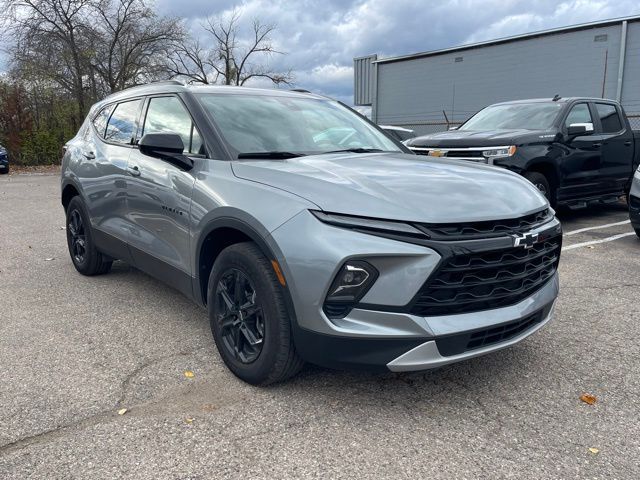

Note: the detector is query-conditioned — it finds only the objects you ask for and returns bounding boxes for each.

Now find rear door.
[81,99,143,262]
[558,102,603,200]
[592,102,634,194]
[125,95,203,297]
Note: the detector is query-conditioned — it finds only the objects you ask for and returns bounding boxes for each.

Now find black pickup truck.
[406,97,640,208]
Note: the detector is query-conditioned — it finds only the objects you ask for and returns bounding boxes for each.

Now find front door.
[125,95,204,297]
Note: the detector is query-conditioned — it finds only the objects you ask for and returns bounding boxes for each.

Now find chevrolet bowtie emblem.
[513,232,539,249]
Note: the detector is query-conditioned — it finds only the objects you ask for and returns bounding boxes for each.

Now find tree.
[2,0,184,123]
[3,0,97,125]
[168,9,293,86]
[91,0,183,94]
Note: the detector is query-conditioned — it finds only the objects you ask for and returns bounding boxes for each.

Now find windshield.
[460,103,562,131]
[197,93,401,158]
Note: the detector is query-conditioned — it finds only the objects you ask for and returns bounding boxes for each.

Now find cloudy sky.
[153,0,639,104]
[3,0,639,104]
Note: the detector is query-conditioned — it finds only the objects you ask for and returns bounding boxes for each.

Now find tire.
[524,171,554,205]
[635,228,640,239]
[65,196,112,276]
[207,242,303,385]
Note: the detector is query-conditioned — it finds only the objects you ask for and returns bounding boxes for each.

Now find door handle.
[128,165,141,177]
[624,140,632,146]
[82,151,95,160]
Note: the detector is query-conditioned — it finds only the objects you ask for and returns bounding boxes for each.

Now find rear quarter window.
[105,99,143,144]
[92,105,113,138]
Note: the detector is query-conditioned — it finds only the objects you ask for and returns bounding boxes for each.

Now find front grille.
[409,235,561,317]
[435,308,546,357]
[445,150,484,158]
[417,209,552,241]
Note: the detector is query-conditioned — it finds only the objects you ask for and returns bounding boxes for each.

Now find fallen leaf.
[587,246,595,249]
[117,408,128,415]
[60,227,66,230]
[580,393,597,405]
[184,370,195,378]
[201,403,217,412]
[28,245,32,249]
[588,447,599,454]
[45,257,55,261]
[185,417,194,424]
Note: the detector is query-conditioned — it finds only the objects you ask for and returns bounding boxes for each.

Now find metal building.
[354,16,640,135]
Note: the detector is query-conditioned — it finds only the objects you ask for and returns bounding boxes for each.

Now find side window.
[142,96,203,155]
[92,105,113,138]
[564,103,593,129]
[595,103,623,133]
[105,99,143,144]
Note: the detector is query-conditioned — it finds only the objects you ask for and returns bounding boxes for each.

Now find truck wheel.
[207,242,304,385]
[65,196,112,275]
[524,172,553,204]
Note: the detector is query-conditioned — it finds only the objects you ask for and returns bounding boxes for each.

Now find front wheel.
[524,171,554,205]
[65,196,112,275]
[207,242,303,385]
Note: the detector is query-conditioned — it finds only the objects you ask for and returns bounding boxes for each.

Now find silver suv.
[61,82,561,385]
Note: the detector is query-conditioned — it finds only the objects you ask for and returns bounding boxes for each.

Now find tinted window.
[564,103,593,128]
[197,94,399,156]
[460,103,562,131]
[142,96,203,154]
[92,105,113,138]
[596,103,623,133]
[105,99,142,144]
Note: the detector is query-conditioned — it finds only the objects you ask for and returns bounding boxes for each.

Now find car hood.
[406,129,555,147]
[231,153,547,223]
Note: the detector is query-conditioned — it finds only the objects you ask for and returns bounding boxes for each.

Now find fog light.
[324,260,378,318]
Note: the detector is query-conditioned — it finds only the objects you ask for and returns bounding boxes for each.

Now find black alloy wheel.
[68,209,87,265]
[207,242,303,385]
[215,268,265,364]
[65,196,112,275]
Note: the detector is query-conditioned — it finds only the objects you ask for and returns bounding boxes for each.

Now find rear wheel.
[207,242,303,385]
[524,171,554,205]
[65,196,112,275]
[635,228,640,239]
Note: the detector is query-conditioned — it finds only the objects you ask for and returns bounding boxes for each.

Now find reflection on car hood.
[231,152,547,223]
[406,129,554,147]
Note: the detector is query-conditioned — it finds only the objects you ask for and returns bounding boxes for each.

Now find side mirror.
[138,133,193,170]
[567,123,594,137]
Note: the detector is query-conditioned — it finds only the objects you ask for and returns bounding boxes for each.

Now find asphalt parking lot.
[1,173,639,479]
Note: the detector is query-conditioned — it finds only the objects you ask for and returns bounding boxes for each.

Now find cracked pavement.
[1,174,639,479]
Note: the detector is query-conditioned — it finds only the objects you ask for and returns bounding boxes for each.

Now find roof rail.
[103,80,185,101]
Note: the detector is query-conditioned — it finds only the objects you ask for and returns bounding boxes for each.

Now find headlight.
[310,210,424,236]
[482,145,517,158]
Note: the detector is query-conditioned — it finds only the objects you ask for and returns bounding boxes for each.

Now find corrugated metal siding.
[353,55,377,106]
[374,24,632,127]
[621,22,640,114]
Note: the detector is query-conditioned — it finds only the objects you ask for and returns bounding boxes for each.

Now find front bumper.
[271,210,561,371]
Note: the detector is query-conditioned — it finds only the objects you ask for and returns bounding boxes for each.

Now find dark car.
[406,97,640,208]
[0,144,9,174]
[629,166,640,238]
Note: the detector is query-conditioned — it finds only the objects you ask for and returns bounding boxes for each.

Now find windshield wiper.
[237,151,307,159]
[319,148,386,154]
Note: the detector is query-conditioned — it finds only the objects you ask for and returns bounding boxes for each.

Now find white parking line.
[564,220,630,236]
[562,232,637,251]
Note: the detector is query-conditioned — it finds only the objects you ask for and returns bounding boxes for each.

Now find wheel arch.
[194,217,300,327]
[61,178,83,211]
